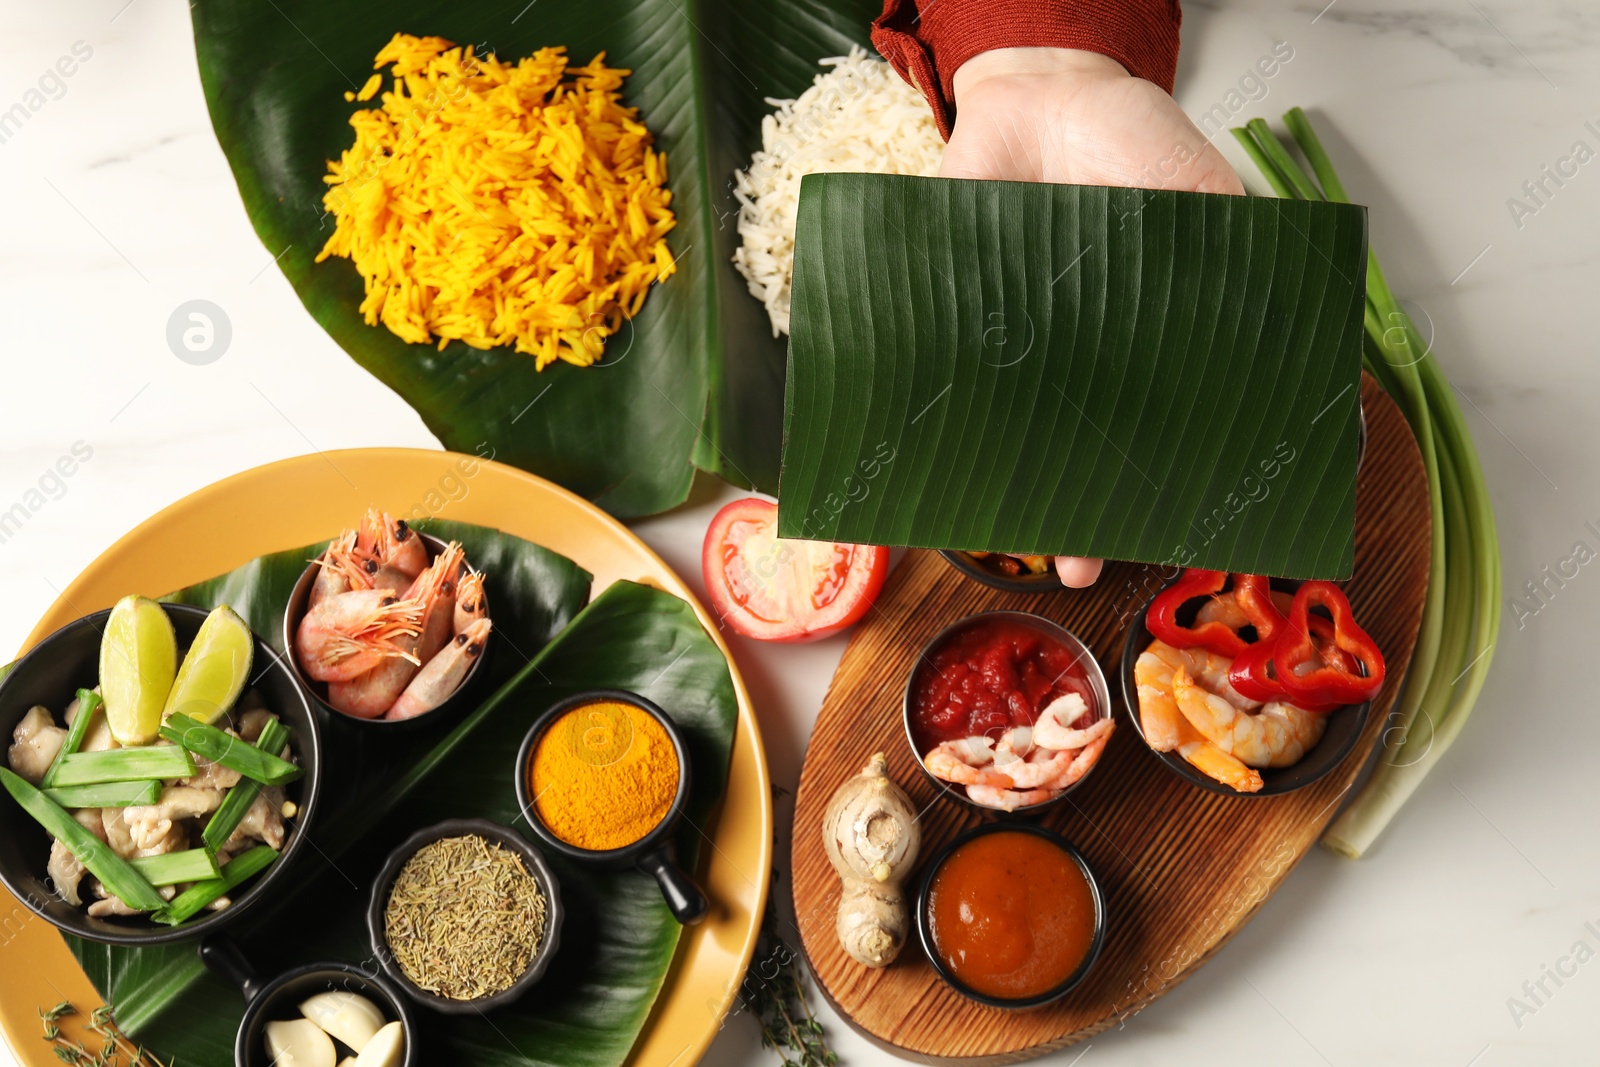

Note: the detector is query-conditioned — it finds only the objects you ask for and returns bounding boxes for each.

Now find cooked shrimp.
[454,567,489,634]
[295,589,423,683]
[1135,647,1263,791]
[385,618,491,720]
[326,546,462,718]
[408,542,464,664]
[1032,694,1105,750]
[944,735,997,766]
[1134,649,1183,751]
[1175,716,1264,793]
[357,509,428,578]
[1144,640,1260,711]
[1172,666,1326,768]
[994,726,1033,764]
[924,741,1016,789]
[966,783,1058,811]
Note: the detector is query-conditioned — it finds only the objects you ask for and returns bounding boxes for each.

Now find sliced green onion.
[42,780,161,809]
[158,714,300,787]
[153,845,278,926]
[1232,109,1501,857]
[201,719,290,852]
[52,746,194,787]
[39,690,102,790]
[0,767,166,913]
[129,848,222,886]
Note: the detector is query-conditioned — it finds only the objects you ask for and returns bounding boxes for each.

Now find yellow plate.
[0,448,771,1066]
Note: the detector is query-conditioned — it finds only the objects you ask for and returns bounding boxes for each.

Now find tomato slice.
[701,497,889,642]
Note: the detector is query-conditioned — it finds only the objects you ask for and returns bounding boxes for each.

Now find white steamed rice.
[732,47,944,336]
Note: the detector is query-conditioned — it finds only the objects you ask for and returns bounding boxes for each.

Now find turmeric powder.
[528,700,678,850]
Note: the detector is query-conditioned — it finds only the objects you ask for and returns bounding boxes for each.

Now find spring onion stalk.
[129,848,221,887]
[42,780,161,809]
[39,690,102,790]
[52,746,194,787]
[201,719,290,852]
[1232,110,1501,857]
[153,845,278,926]
[0,767,166,912]
[158,714,300,787]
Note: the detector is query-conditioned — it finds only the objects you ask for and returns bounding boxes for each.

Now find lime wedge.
[162,605,254,726]
[99,595,177,746]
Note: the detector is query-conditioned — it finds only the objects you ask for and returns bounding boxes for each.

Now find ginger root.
[822,752,919,967]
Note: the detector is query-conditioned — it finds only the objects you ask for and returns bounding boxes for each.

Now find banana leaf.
[779,174,1368,579]
[194,0,878,515]
[63,523,740,1067]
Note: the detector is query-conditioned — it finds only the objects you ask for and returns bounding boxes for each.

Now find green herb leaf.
[157,715,301,787]
[779,173,1369,578]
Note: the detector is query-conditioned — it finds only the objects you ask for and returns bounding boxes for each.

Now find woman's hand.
[941,47,1244,587]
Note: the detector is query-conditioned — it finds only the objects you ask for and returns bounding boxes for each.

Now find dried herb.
[383,834,547,1000]
[38,1002,170,1067]
[737,887,837,1067]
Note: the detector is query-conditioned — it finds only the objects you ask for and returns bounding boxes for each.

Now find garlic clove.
[299,991,384,1052]
[353,1021,406,1067]
[264,1019,336,1067]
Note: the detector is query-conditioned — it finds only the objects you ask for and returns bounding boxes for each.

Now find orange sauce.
[927,830,1097,1001]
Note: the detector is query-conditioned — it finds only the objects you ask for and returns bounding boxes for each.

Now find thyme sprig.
[38,1002,170,1067]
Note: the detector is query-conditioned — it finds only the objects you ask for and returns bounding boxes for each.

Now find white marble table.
[2,1,1595,1064]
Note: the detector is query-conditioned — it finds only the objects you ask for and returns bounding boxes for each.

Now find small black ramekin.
[365,818,564,1014]
[283,531,491,732]
[198,936,418,1067]
[515,689,709,925]
[915,822,1106,1009]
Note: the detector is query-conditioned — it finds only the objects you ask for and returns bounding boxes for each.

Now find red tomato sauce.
[927,830,1098,1001]
[909,618,1097,754]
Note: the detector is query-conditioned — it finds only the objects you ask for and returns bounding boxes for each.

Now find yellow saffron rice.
[316,33,677,370]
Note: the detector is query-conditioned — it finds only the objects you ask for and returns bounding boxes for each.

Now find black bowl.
[283,531,491,731]
[199,937,419,1067]
[1119,579,1371,796]
[515,690,709,924]
[937,550,1062,594]
[367,818,563,1014]
[903,611,1113,816]
[915,822,1106,1009]
[0,602,320,945]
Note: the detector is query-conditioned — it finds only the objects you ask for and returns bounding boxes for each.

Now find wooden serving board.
[790,374,1430,1064]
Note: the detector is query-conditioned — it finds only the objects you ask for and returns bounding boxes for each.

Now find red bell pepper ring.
[1273,581,1385,707]
[1146,569,1250,658]
[1227,575,1287,702]
[1229,577,1362,709]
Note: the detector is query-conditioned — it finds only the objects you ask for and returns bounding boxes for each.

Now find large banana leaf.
[778,174,1368,578]
[193,0,878,516]
[65,523,740,1067]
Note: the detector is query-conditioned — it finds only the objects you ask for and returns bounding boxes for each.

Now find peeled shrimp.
[966,784,1059,812]
[1143,640,1261,712]
[1032,694,1106,750]
[385,618,491,720]
[1005,730,1112,790]
[924,741,1016,789]
[1134,649,1184,751]
[295,589,423,683]
[1172,666,1327,768]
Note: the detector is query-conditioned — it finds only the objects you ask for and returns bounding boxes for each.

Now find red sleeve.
[872,0,1182,139]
